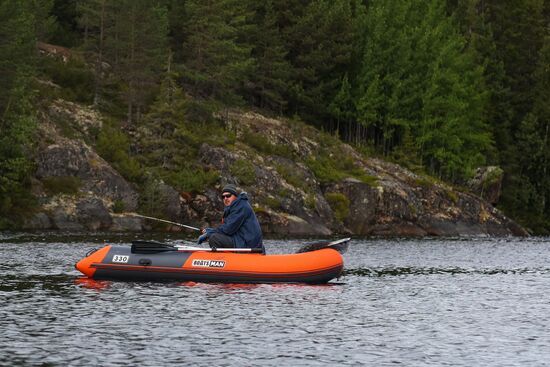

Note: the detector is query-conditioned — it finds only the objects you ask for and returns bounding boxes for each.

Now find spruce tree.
[512,35,550,230]
[417,0,490,180]
[356,0,419,153]
[329,74,356,142]
[284,0,362,122]
[356,0,491,180]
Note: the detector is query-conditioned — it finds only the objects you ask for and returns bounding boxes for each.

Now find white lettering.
[192,259,225,268]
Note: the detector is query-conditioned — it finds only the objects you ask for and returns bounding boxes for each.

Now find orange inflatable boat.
[75,238,349,284]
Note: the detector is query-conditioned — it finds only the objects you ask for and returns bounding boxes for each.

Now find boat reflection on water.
[74,277,343,291]
[74,277,111,290]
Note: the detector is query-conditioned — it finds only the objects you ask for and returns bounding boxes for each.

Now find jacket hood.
[224,192,249,212]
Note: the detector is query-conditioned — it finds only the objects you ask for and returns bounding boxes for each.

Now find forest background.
[1,0,550,233]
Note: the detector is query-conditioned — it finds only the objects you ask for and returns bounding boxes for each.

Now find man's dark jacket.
[212,192,263,249]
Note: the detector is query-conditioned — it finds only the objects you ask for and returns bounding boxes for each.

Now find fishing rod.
[131,214,201,232]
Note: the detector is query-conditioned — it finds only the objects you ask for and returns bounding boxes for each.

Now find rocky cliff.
[25,100,527,237]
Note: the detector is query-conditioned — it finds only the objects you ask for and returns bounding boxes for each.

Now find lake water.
[1,234,550,366]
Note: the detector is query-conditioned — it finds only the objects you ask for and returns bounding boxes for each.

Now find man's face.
[222,192,237,207]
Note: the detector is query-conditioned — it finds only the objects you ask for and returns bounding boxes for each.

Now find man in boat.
[197,184,264,251]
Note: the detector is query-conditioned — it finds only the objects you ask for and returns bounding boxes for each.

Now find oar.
[295,237,350,254]
[131,214,201,232]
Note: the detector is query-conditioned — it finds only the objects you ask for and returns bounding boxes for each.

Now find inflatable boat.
[75,238,349,284]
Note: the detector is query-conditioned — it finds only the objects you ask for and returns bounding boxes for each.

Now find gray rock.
[48,99,102,139]
[22,213,53,230]
[324,166,527,237]
[325,178,378,234]
[36,139,138,210]
[52,207,85,231]
[256,209,332,236]
[157,181,181,219]
[76,197,112,230]
[110,215,143,232]
[27,105,527,237]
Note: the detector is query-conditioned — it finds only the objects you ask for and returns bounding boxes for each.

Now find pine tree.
[114,0,169,124]
[180,0,254,108]
[78,0,169,123]
[245,0,291,113]
[77,0,112,106]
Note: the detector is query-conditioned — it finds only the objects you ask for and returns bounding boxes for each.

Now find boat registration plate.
[112,255,130,263]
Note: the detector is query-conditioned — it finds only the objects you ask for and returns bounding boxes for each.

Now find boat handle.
[139,258,152,266]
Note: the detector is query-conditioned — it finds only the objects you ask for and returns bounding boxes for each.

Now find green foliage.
[304,193,316,210]
[275,163,305,190]
[0,93,37,225]
[253,205,269,215]
[180,0,254,107]
[329,74,357,142]
[244,1,291,112]
[166,167,220,193]
[138,175,169,219]
[96,126,141,182]
[0,1,38,228]
[42,176,82,195]
[264,196,282,210]
[307,156,346,184]
[324,192,350,223]
[112,199,125,213]
[483,167,504,189]
[243,129,293,158]
[31,0,57,41]
[282,0,364,121]
[3,0,550,232]
[444,189,459,205]
[413,176,436,188]
[179,122,236,150]
[230,159,256,186]
[39,57,94,103]
[356,0,491,181]
[307,151,378,186]
[0,1,36,109]
[500,33,550,229]
[78,0,169,122]
[49,1,81,47]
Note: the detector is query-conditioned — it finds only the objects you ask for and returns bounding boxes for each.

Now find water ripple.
[2,237,550,366]
[344,266,550,276]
